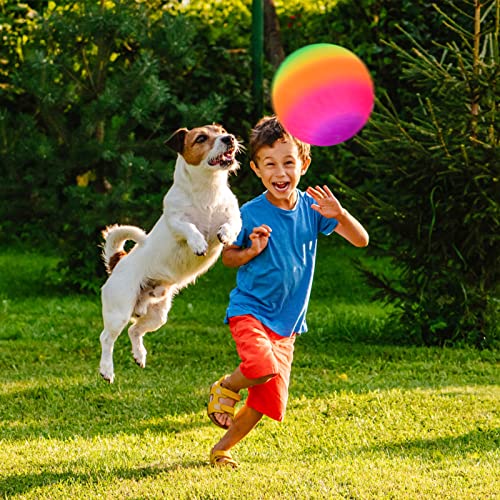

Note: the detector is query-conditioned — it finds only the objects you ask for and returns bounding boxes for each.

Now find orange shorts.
[228,314,296,421]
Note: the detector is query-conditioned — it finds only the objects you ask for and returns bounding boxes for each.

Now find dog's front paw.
[188,234,208,256]
[217,223,237,246]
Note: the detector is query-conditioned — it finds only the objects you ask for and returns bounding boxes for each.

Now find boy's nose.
[275,165,287,176]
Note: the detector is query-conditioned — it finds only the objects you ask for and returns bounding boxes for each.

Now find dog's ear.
[164,128,188,154]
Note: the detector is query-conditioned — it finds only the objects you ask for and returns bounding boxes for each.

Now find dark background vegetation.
[0,0,498,347]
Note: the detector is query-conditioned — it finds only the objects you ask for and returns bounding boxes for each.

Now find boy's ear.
[164,128,189,153]
[301,157,312,175]
[250,160,261,177]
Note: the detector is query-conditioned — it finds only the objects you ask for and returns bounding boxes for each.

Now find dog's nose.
[221,135,235,146]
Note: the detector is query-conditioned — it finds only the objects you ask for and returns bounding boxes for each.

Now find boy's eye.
[195,134,208,143]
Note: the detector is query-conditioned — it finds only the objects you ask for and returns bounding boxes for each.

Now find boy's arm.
[307,185,369,248]
[221,224,272,267]
[333,210,369,248]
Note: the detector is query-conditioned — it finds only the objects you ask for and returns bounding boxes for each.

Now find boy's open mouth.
[273,181,290,192]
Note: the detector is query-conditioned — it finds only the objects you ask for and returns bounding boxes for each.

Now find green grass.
[0,241,498,499]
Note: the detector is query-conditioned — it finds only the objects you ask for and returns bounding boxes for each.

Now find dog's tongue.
[209,148,234,166]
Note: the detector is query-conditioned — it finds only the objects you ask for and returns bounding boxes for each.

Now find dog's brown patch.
[182,125,226,166]
[108,251,127,273]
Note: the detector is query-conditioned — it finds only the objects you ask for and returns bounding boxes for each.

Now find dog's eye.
[195,135,208,143]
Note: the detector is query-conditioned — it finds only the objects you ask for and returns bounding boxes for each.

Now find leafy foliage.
[0,0,253,292]
[347,1,499,346]
[1,0,497,348]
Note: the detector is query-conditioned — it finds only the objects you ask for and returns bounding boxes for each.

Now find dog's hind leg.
[99,280,137,383]
[99,315,130,383]
[128,292,173,369]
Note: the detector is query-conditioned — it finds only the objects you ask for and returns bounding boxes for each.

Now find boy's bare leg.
[211,367,273,428]
[211,404,263,458]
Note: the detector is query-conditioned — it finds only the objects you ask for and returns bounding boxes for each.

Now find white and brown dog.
[99,124,242,383]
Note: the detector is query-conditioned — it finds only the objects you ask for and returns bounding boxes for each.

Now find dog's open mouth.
[208,147,236,168]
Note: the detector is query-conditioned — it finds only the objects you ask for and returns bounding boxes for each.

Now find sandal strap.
[207,376,241,428]
[210,450,238,467]
[210,377,241,402]
[207,399,236,417]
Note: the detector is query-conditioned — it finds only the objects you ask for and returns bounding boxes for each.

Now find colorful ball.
[271,43,374,146]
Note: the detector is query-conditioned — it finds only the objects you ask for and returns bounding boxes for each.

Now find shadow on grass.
[0,330,497,442]
[0,378,215,440]
[360,427,500,458]
[0,459,207,497]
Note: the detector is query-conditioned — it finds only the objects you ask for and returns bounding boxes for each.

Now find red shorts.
[228,315,296,421]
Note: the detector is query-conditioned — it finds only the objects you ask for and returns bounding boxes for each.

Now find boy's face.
[250,139,311,209]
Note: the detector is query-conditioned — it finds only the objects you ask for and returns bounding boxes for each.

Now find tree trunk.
[264,0,285,69]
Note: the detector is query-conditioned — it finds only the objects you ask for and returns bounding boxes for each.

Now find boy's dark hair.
[249,116,311,165]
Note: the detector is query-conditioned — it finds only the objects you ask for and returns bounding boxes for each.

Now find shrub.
[345,1,499,346]
[0,0,253,291]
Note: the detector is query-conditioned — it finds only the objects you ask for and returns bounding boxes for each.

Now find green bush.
[345,1,499,346]
[269,0,450,195]
[0,0,254,291]
[2,0,496,351]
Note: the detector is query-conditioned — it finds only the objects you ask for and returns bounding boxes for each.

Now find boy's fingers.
[323,185,335,199]
[251,225,272,238]
[307,186,322,199]
[315,185,328,198]
[311,185,337,198]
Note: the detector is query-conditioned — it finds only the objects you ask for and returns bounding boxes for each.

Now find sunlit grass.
[0,243,498,499]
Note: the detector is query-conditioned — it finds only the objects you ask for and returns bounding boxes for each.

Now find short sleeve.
[304,191,339,236]
[319,214,338,235]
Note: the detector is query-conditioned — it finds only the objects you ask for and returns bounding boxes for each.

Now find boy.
[207,116,369,467]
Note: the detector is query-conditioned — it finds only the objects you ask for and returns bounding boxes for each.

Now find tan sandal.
[210,449,238,468]
[207,375,241,429]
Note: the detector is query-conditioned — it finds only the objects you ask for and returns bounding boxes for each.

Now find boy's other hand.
[221,224,272,267]
[249,224,272,256]
[307,185,346,220]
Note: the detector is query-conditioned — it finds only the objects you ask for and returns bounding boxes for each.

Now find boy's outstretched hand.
[307,184,369,247]
[307,185,346,220]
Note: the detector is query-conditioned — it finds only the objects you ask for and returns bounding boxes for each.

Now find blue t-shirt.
[225,190,338,337]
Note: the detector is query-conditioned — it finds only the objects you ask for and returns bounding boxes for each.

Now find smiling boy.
[207,116,369,467]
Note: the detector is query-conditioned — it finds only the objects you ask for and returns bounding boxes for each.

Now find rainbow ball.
[271,43,374,146]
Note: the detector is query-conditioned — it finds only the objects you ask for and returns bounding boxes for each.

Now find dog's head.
[165,124,240,172]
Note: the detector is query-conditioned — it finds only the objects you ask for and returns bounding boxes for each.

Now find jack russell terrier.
[99,124,242,383]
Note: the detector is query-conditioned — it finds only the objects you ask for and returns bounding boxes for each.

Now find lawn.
[0,241,498,499]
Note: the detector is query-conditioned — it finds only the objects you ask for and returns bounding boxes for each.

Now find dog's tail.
[101,224,147,274]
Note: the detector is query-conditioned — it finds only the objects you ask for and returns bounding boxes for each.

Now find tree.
[264,0,285,69]
[347,0,499,346]
[0,0,253,291]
